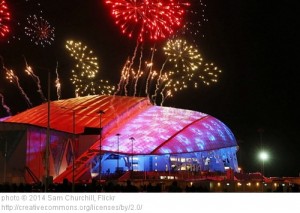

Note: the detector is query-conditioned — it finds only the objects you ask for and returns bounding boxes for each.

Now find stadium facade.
[0,95,239,184]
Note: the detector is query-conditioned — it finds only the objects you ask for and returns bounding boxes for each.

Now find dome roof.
[4,95,237,155]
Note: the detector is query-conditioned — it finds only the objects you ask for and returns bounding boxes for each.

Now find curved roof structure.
[4,95,237,155]
[5,95,149,134]
[102,106,236,155]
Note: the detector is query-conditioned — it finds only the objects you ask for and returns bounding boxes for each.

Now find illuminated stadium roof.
[4,95,237,155]
[4,95,149,134]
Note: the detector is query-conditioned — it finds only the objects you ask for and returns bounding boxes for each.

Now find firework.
[6,0,46,43]
[114,58,130,96]
[114,44,170,105]
[55,62,62,100]
[197,62,222,86]
[144,46,156,96]
[164,38,203,73]
[151,57,168,102]
[24,57,47,102]
[65,40,114,96]
[114,41,221,106]
[109,0,220,105]
[163,38,221,86]
[180,0,208,40]
[66,40,99,96]
[133,43,144,96]
[114,41,145,97]
[24,14,55,46]
[0,93,11,115]
[105,0,190,42]
[162,38,201,92]
[97,80,116,95]
[145,38,221,104]
[160,80,172,105]
[124,40,140,96]
[4,67,33,108]
[0,0,10,37]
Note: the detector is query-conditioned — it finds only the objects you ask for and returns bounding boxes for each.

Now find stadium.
[0,95,239,185]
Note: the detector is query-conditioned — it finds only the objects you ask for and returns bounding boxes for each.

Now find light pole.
[259,151,268,177]
[257,128,266,191]
[71,110,76,192]
[129,137,135,172]
[45,70,51,192]
[259,150,268,192]
[98,110,105,182]
[116,133,120,173]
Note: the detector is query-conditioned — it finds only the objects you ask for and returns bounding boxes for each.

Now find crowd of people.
[0,179,209,192]
[1,179,298,192]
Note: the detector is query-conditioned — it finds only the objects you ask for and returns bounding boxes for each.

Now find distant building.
[0,95,238,184]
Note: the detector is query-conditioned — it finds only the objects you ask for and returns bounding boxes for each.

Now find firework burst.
[163,38,202,91]
[163,38,221,89]
[196,62,221,86]
[66,40,99,96]
[105,0,190,42]
[97,79,116,95]
[164,38,203,73]
[65,40,115,96]
[0,0,10,37]
[24,14,55,46]
[179,0,208,41]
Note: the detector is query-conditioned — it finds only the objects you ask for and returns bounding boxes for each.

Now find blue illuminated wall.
[99,146,238,174]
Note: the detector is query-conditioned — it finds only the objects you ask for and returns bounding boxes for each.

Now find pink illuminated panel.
[101,106,217,154]
[153,116,236,154]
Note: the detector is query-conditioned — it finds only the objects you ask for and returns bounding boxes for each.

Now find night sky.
[0,1,298,177]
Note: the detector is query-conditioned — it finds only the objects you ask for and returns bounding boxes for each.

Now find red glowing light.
[0,0,10,37]
[105,0,190,42]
